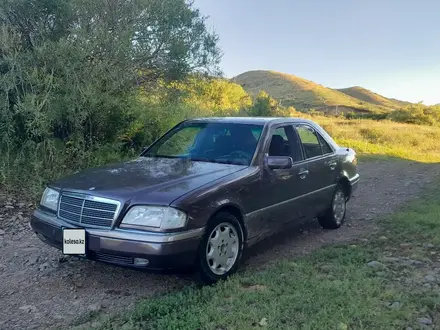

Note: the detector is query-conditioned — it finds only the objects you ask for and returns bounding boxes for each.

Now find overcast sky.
[195,0,440,105]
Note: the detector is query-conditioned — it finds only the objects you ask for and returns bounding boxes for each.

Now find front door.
[259,124,309,234]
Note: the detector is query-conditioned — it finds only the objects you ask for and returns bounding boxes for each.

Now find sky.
[194,0,440,105]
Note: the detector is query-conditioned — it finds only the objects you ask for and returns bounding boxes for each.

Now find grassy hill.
[336,86,404,109]
[233,70,408,114]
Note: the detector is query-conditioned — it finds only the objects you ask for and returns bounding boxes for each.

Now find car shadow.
[169,218,326,282]
[241,218,323,264]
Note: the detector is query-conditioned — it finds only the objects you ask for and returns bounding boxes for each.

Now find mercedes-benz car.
[31,117,360,283]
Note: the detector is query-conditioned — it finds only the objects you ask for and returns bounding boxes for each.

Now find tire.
[318,183,347,229]
[197,212,244,284]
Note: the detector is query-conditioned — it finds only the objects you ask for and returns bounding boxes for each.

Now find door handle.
[298,169,309,179]
[328,161,337,170]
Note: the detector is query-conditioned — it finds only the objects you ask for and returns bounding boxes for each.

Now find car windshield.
[143,122,264,165]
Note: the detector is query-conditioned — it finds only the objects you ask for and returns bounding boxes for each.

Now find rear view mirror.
[266,156,293,170]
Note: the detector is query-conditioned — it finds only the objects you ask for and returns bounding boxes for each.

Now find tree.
[167,76,252,114]
[248,91,276,116]
[0,0,222,143]
[0,0,222,190]
[0,0,221,79]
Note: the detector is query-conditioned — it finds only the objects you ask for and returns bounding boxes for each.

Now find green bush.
[0,0,222,198]
[387,103,440,126]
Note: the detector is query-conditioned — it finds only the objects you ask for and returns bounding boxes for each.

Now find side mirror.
[266,156,293,170]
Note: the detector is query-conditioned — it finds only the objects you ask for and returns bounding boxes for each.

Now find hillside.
[232,70,406,114]
[336,86,404,109]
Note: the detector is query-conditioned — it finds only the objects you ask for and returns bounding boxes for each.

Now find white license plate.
[62,228,86,255]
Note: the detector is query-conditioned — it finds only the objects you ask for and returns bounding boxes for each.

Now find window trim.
[263,123,305,163]
[316,132,334,155]
[294,123,336,162]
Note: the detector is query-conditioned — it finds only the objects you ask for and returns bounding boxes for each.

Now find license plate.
[62,228,86,255]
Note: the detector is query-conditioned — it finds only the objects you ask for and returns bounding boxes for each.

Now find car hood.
[50,157,247,205]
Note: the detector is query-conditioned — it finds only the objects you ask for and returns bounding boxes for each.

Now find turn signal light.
[134,258,149,266]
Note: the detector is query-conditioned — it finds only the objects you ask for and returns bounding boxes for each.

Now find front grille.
[58,193,120,228]
[88,251,134,265]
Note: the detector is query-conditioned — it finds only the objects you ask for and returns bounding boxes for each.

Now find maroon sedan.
[31,117,359,283]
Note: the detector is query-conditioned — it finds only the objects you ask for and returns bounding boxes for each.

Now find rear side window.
[295,125,322,159]
[317,133,333,154]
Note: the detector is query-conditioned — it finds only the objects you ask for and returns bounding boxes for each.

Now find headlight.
[120,206,187,230]
[40,187,60,211]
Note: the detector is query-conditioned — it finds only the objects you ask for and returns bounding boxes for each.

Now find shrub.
[0,0,221,197]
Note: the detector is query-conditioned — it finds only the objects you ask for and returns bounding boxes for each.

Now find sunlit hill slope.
[233,70,411,114]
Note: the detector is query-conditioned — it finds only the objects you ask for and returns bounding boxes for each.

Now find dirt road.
[1,158,439,330]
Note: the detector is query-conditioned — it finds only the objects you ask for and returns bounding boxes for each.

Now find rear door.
[294,124,339,217]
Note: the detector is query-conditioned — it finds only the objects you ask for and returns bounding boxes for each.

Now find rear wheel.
[318,184,347,229]
[197,212,244,284]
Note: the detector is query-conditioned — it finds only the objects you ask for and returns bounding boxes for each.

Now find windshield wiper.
[189,157,218,163]
[191,157,247,166]
[142,154,182,159]
[214,159,246,165]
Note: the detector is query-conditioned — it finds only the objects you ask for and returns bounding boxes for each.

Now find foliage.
[0,0,221,196]
[386,103,440,126]
[315,116,440,163]
[247,91,277,116]
[344,112,388,120]
[169,76,252,115]
[117,77,251,151]
[248,90,295,117]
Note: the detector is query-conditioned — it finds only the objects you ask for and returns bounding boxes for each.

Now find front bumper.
[349,173,360,196]
[31,209,204,270]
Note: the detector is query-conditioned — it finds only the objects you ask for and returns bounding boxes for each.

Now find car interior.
[268,128,304,162]
[269,135,291,157]
[301,143,323,159]
[191,125,261,164]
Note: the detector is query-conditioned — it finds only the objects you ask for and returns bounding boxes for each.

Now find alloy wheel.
[205,222,239,276]
[332,189,346,225]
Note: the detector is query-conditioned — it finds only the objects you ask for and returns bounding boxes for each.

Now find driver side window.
[267,125,302,161]
[269,127,289,157]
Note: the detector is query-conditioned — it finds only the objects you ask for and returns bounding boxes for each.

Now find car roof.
[186,117,315,126]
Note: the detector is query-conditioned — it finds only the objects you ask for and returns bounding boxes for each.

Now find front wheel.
[197,212,244,284]
[318,184,347,229]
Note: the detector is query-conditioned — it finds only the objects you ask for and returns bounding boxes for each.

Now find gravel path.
[1,158,439,330]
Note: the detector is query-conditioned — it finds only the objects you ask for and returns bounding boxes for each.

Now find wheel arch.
[209,203,248,242]
[338,176,351,200]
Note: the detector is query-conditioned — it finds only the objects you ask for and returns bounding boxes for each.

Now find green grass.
[233,70,399,113]
[382,189,440,246]
[319,118,440,163]
[97,184,440,330]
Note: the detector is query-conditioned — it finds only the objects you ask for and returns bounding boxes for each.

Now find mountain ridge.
[232,70,412,114]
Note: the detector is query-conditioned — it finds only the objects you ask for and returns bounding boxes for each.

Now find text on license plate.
[63,228,86,255]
